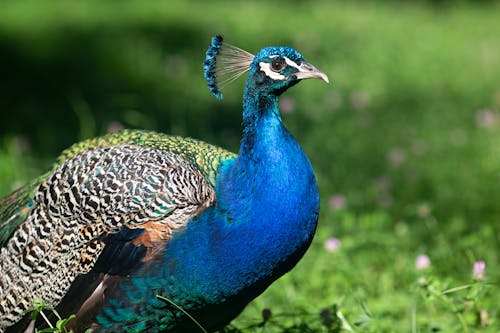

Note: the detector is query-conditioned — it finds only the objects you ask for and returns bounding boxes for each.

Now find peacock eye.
[270,58,286,72]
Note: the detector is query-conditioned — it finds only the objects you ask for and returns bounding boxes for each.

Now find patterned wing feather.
[0,133,229,331]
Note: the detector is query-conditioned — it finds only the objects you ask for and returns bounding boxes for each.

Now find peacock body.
[0,35,328,332]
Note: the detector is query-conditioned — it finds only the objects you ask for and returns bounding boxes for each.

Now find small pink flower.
[387,148,406,167]
[472,261,486,280]
[475,109,498,128]
[415,254,431,270]
[324,237,341,252]
[417,204,431,218]
[279,96,296,114]
[328,194,346,210]
[107,121,124,133]
[350,91,370,110]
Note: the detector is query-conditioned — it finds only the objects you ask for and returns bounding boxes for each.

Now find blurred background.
[1,0,499,331]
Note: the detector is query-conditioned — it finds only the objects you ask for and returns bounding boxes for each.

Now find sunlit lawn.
[0,0,499,332]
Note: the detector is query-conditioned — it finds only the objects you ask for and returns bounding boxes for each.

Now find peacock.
[0,35,328,332]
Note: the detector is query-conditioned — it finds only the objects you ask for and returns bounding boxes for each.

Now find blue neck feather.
[96,71,319,332]
[167,75,319,285]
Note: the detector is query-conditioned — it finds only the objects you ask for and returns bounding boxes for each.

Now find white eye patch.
[258,56,301,81]
[259,62,286,80]
[283,57,301,70]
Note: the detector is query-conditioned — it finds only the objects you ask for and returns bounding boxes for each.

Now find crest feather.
[203,35,254,100]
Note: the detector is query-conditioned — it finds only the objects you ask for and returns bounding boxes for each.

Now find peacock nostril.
[300,62,314,70]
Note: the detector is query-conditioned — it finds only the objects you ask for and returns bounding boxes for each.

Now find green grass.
[1,0,499,332]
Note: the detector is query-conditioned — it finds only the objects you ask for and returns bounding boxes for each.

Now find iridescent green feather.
[56,129,236,187]
[0,179,41,247]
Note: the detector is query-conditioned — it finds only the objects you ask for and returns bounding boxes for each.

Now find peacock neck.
[201,83,319,295]
[239,86,281,156]
[214,83,319,259]
[222,85,300,213]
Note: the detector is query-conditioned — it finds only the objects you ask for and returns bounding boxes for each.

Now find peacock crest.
[203,35,254,100]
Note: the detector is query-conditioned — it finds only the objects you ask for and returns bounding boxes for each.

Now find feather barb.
[203,35,254,100]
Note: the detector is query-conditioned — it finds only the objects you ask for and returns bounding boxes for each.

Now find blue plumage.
[203,35,224,100]
[1,35,328,333]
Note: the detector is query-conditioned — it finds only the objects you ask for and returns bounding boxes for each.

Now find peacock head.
[204,35,329,100]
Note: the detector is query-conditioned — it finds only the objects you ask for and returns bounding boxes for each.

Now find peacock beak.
[294,61,329,83]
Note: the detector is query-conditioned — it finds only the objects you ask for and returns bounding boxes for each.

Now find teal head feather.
[203,35,224,99]
[203,35,328,100]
